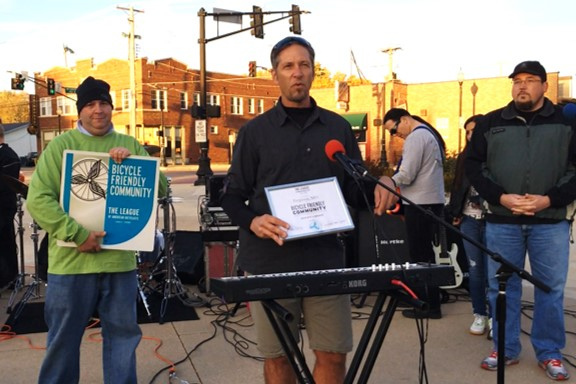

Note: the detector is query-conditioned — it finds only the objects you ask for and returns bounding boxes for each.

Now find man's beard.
[515,99,535,111]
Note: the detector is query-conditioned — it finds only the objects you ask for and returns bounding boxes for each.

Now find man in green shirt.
[27,76,166,384]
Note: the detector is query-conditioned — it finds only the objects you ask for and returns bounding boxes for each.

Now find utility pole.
[381,47,401,82]
[119,6,143,137]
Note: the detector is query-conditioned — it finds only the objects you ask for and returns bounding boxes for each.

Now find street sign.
[65,87,77,93]
[195,120,207,143]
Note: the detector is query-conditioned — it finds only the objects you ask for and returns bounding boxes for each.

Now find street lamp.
[457,69,464,153]
[471,82,479,116]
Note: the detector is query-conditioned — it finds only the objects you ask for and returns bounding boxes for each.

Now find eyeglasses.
[272,36,313,54]
[512,78,542,86]
[390,120,401,135]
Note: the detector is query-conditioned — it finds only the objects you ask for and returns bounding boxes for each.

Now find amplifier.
[202,206,233,227]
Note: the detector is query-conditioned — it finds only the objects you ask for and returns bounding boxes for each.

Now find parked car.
[20,151,38,166]
[143,145,161,158]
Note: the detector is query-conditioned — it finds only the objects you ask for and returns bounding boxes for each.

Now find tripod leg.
[10,281,38,323]
[229,301,245,317]
[136,252,152,318]
[138,286,151,318]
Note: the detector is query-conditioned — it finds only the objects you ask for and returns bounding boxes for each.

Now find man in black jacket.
[0,123,22,290]
[465,61,576,381]
[221,36,396,384]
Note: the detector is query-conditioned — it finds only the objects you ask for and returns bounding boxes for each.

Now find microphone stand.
[347,161,550,384]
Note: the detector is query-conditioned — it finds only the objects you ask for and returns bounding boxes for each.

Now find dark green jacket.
[465,98,576,224]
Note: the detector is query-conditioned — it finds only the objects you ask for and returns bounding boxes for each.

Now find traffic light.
[191,103,205,119]
[250,5,264,39]
[47,78,56,95]
[249,61,257,77]
[10,74,25,90]
[289,4,301,35]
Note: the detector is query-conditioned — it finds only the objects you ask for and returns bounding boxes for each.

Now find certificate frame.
[265,177,354,241]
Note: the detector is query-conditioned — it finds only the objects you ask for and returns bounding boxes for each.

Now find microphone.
[563,103,576,121]
[324,139,365,177]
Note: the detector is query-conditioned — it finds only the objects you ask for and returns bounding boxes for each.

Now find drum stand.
[145,179,207,324]
[6,194,28,308]
[8,220,44,323]
[136,251,152,319]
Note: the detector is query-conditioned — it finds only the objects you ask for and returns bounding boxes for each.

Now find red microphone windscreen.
[325,139,346,162]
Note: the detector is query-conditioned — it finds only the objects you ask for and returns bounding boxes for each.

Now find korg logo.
[348,279,367,288]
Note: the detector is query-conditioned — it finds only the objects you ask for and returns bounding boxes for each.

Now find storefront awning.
[341,113,368,131]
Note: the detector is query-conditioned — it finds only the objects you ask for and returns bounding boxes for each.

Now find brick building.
[33,57,279,165]
[311,73,571,166]
[32,57,572,167]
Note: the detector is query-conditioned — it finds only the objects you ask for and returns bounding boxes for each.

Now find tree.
[311,63,371,89]
[312,63,333,88]
[0,91,29,123]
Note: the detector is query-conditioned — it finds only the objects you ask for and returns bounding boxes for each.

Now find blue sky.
[1,0,575,92]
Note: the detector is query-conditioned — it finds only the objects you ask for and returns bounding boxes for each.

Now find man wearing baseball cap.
[465,61,576,380]
[27,76,167,383]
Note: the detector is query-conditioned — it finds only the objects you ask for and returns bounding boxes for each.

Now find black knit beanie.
[76,76,114,113]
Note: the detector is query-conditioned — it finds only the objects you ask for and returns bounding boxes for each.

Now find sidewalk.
[1,166,575,383]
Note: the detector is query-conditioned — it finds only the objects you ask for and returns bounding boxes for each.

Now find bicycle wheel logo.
[70,158,108,201]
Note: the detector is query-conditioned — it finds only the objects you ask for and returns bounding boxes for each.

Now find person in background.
[466,60,576,381]
[383,108,446,320]
[26,76,167,384]
[0,123,21,291]
[221,36,396,384]
[447,114,492,337]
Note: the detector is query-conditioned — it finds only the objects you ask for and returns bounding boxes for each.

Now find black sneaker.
[402,308,442,319]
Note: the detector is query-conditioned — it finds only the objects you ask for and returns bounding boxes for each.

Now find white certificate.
[265,177,355,241]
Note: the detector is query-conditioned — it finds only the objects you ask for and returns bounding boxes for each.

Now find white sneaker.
[487,318,493,340]
[470,314,487,335]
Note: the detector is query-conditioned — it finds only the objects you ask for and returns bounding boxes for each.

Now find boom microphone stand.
[343,159,550,384]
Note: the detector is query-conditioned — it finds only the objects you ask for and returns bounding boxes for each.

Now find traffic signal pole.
[194,6,308,186]
[195,8,212,185]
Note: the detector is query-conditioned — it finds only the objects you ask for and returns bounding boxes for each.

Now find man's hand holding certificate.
[265,177,354,241]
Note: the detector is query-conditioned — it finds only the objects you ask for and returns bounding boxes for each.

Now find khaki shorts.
[250,295,353,358]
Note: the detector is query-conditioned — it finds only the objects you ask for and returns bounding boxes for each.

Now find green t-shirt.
[26,128,167,275]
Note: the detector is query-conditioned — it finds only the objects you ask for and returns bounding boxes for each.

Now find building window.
[230,96,243,115]
[151,90,167,111]
[40,97,52,117]
[248,98,256,114]
[56,96,75,115]
[121,90,131,110]
[258,99,264,114]
[210,125,218,135]
[180,92,188,110]
[207,94,220,106]
[193,92,200,105]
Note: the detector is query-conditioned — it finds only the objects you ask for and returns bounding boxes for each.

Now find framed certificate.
[265,177,355,241]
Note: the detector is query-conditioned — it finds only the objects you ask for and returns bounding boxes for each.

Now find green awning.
[341,113,367,131]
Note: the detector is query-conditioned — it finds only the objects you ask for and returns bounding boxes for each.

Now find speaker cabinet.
[357,211,410,266]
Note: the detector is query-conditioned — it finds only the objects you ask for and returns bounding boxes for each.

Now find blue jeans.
[39,271,141,384]
[460,216,488,316]
[486,222,569,361]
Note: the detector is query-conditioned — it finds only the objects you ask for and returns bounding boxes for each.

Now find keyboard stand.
[261,290,413,384]
[262,300,314,383]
